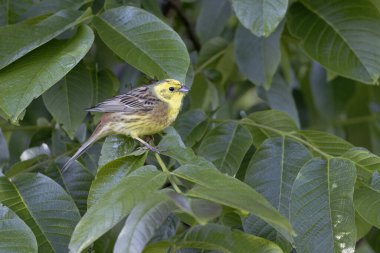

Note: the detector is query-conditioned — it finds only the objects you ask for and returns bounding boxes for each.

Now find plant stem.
[155,153,182,193]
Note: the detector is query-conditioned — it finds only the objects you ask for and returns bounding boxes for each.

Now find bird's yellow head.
[153,79,189,107]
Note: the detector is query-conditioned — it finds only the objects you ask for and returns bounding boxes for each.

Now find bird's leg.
[134,136,160,153]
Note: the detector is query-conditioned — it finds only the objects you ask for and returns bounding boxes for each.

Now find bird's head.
[153,79,190,106]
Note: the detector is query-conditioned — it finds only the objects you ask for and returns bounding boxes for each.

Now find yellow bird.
[62,79,189,171]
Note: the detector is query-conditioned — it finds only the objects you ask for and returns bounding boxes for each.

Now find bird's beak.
[179,85,190,93]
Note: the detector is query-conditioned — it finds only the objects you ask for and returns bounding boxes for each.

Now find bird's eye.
[169,87,175,92]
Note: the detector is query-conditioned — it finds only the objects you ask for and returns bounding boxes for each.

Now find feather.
[86,86,160,113]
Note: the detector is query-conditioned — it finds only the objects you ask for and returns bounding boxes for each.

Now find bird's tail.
[61,134,99,173]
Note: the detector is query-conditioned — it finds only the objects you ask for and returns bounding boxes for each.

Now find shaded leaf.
[93,6,190,83]
[174,109,208,147]
[341,148,380,189]
[297,130,353,156]
[43,62,93,137]
[287,0,380,84]
[0,173,81,252]
[173,165,295,244]
[196,37,229,73]
[234,23,283,88]
[0,204,38,253]
[176,224,283,252]
[21,0,90,19]
[198,122,252,175]
[0,25,94,123]
[244,137,312,251]
[0,128,9,170]
[241,110,298,146]
[69,167,167,253]
[290,158,356,253]
[92,69,119,105]
[114,191,175,253]
[195,0,231,43]
[0,9,85,70]
[158,127,213,168]
[47,159,94,215]
[354,184,380,228]
[257,73,300,127]
[232,0,288,37]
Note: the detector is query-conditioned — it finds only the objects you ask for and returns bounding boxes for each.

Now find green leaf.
[195,0,231,43]
[69,167,167,253]
[0,0,35,25]
[92,69,119,105]
[196,37,229,73]
[0,173,81,253]
[174,109,208,147]
[290,158,356,253]
[47,159,94,215]
[341,148,380,189]
[0,129,9,170]
[175,224,284,252]
[168,192,222,225]
[21,0,90,19]
[241,110,298,147]
[173,165,296,244]
[158,127,213,168]
[0,25,94,123]
[98,135,137,167]
[0,9,85,70]
[234,23,283,88]
[114,192,175,253]
[287,0,380,84]
[354,184,380,228]
[198,122,252,175]
[297,130,353,156]
[43,62,93,137]
[231,0,288,37]
[244,137,312,251]
[87,154,147,208]
[0,204,38,253]
[257,73,300,127]
[93,6,190,83]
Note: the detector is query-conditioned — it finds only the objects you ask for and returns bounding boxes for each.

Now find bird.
[61,79,189,172]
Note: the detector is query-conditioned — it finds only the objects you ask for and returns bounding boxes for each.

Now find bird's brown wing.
[86,86,160,113]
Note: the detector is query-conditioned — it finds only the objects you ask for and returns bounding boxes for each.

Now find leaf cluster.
[1,0,380,253]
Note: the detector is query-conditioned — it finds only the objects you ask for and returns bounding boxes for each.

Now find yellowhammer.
[62,79,189,171]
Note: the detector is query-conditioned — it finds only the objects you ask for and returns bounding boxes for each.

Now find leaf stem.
[155,153,182,193]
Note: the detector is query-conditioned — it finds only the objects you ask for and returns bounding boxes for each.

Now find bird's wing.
[86,86,160,113]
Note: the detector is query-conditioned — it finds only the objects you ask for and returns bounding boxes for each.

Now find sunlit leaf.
[87,154,147,208]
[354,184,380,228]
[0,25,94,123]
[0,9,86,70]
[0,204,37,253]
[93,6,190,83]
[0,173,81,252]
[69,167,167,253]
[114,191,175,253]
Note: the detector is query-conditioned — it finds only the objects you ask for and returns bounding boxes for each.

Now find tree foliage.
[1,0,380,252]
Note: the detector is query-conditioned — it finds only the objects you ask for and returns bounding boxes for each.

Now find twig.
[155,153,182,193]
